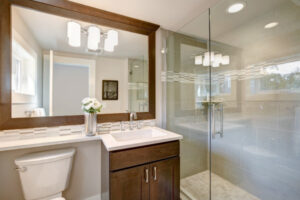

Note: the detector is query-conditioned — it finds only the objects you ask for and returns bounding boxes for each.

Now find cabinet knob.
[145,168,149,183]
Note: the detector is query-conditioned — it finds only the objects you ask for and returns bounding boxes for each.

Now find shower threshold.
[180,170,260,200]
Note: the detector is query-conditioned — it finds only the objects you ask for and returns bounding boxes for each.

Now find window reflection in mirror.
[11,5,149,118]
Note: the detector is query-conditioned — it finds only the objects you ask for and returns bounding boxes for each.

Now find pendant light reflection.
[104,38,114,52]
[221,55,230,65]
[67,21,81,47]
[87,26,100,50]
[195,52,230,67]
[195,55,202,65]
[67,22,118,53]
[107,30,118,46]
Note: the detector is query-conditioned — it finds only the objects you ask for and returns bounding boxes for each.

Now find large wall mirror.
[0,0,158,129]
[11,5,149,118]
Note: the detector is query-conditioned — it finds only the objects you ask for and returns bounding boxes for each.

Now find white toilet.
[15,148,76,200]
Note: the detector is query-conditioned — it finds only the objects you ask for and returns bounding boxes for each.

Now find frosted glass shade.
[87,26,100,50]
[203,58,210,66]
[215,54,222,65]
[104,38,114,52]
[212,61,220,67]
[107,30,118,46]
[67,21,81,47]
[204,51,215,62]
[195,55,202,65]
[222,55,230,65]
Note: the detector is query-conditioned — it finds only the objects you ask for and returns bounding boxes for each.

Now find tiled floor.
[181,170,260,200]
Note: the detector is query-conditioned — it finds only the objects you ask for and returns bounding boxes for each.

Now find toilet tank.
[15,148,76,200]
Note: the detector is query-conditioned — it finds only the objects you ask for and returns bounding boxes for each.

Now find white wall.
[53,64,89,116]
[95,57,129,114]
[0,141,101,200]
[11,8,43,118]
[155,28,167,128]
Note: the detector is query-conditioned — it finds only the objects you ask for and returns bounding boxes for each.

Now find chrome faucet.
[129,112,137,130]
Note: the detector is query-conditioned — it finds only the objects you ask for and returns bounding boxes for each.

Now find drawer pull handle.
[153,166,157,181]
[145,168,149,183]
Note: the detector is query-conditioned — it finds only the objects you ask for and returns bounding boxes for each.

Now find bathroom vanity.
[101,127,182,200]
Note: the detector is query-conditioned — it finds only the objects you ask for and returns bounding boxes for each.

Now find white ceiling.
[13,6,148,59]
[179,0,300,48]
[68,0,220,31]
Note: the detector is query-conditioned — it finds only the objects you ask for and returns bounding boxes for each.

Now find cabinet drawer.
[109,141,179,171]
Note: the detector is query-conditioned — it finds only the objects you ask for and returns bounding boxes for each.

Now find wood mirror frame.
[0,0,159,130]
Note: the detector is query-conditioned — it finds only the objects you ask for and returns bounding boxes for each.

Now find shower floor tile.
[180,170,260,200]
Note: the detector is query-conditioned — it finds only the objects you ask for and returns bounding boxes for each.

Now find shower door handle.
[219,104,224,138]
[211,103,216,139]
[211,103,224,139]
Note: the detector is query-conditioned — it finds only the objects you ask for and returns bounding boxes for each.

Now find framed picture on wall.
[102,80,118,100]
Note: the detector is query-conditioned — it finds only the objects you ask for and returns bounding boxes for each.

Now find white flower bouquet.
[81,97,103,114]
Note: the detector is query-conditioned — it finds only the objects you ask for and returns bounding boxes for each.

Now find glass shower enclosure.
[163,0,300,199]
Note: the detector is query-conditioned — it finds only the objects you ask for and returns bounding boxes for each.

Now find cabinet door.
[150,157,180,200]
[110,164,150,200]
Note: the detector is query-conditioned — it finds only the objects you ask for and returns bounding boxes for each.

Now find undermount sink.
[100,127,183,151]
[111,128,167,142]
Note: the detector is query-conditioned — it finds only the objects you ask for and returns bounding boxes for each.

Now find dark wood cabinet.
[101,141,180,200]
[150,157,179,200]
[110,165,149,200]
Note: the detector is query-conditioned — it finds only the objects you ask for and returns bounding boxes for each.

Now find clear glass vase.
[84,112,97,136]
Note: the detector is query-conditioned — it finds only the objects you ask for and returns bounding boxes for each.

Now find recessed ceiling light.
[264,22,279,29]
[227,2,245,14]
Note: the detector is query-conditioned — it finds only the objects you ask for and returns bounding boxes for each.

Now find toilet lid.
[51,198,65,200]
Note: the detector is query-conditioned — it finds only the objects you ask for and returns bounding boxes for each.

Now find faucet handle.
[137,120,143,129]
[120,121,127,131]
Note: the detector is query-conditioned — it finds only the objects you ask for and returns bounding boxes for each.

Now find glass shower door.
[209,0,300,199]
[164,11,211,200]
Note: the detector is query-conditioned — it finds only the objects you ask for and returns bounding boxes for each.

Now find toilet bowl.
[15,148,75,200]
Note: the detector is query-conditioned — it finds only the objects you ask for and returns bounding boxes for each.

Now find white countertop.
[0,126,182,152]
[101,127,183,151]
[0,133,101,152]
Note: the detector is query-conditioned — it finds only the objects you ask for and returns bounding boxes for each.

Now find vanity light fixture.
[67,21,81,47]
[67,22,118,52]
[227,2,246,14]
[195,52,230,67]
[264,22,279,29]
